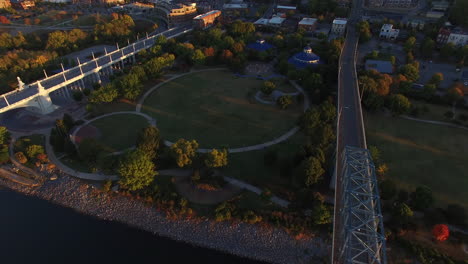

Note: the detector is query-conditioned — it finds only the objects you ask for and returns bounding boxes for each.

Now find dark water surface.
[0,188,265,264]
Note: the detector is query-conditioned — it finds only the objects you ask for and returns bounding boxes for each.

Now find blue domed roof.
[247,39,274,51]
[288,46,321,69]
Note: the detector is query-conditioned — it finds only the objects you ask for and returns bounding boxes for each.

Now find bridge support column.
[28,82,57,114]
[95,72,101,84]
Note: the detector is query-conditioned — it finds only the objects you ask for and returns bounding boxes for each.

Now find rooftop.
[223,3,248,8]
[298,17,317,25]
[193,10,221,19]
[365,59,393,74]
[254,18,269,25]
[333,18,347,25]
[381,24,394,30]
[269,16,286,25]
[276,5,296,10]
[288,46,321,69]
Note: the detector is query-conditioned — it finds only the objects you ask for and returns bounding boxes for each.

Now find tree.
[393,202,413,225]
[400,64,419,82]
[78,138,104,164]
[118,73,142,100]
[136,126,160,160]
[303,156,325,187]
[429,73,443,88]
[379,179,397,200]
[411,186,434,211]
[357,21,372,42]
[205,149,228,168]
[0,126,9,145]
[261,81,276,95]
[25,145,44,159]
[388,94,411,116]
[14,152,27,164]
[0,16,10,24]
[311,202,332,225]
[432,224,449,242]
[421,38,435,58]
[118,149,156,191]
[190,49,205,65]
[446,85,463,104]
[170,139,199,168]
[88,84,118,103]
[277,95,293,109]
[0,145,9,164]
[404,36,416,52]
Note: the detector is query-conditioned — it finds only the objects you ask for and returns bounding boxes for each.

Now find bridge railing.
[0,27,194,112]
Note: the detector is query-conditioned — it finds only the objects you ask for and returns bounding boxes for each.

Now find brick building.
[298,17,317,32]
[10,0,35,10]
[193,10,221,29]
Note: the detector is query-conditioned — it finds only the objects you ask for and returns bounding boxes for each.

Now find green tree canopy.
[78,138,104,164]
[303,156,325,187]
[410,186,434,211]
[277,95,293,109]
[400,64,419,82]
[136,126,160,160]
[25,144,44,159]
[261,81,276,95]
[388,94,411,116]
[393,202,413,225]
[88,84,119,104]
[0,126,9,145]
[118,149,156,191]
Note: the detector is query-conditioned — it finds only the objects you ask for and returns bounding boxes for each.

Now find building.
[246,39,274,52]
[384,0,413,8]
[365,60,393,74]
[10,0,34,10]
[368,0,384,7]
[288,46,321,69]
[193,10,221,29]
[447,29,468,46]
[331,18,347,36]
[426,11,445,19]
[406,19,425,30]
[222,3,248,10]
[276,5,296,13]
[123,2,154,15]
[298,17,317,32]
[379,24,399,40]
[268,15,286,27]
[0,0,11,8]
[168,3,197,24]
[437,27,451,44]
[43,0,72,3]
[431,1,450,11]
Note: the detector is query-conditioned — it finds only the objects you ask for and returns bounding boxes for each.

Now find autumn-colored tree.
[220,49,233,62]
[36,153,48,163]
[14,152,27,164]
[24,18,31,25]
[261,81,276,95]
[432,224,449,242]
[205,149,228,168]
[203,47,216,57]
[0,16,10,24]
[170,139,199,168]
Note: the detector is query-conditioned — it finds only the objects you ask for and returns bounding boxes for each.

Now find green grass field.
[89,114,149,152]
[141,70,301,148]
[365,112,468,208]
[411,100,468,125]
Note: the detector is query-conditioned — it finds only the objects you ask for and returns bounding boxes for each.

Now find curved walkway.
[45,130,119,181]
[138,71,310,153]
[401,115,468,131]
[70,111,156,146]
[159,169,290,208]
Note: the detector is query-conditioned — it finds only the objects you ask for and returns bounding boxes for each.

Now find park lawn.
[410,100,468,125]
[142,70,302,148]
[223,133,306,200]
[59,156,91,173]
[90,113,149,152]
[364,112,468,208]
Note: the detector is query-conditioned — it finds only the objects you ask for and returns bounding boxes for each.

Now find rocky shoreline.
[0,175,329,264]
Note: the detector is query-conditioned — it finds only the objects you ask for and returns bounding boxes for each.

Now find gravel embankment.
[0,175,330,264]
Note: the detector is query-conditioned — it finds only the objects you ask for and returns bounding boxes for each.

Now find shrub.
[25,145,44,159]
[14,152,27,164]
[432,224,449,242]
[261,81,276,95]
[277,95,293,109]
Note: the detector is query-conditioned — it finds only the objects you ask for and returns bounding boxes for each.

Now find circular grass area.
[141,70,302,148]
[81,113,149,152]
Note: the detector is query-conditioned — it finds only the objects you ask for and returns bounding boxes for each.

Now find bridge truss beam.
[337,146,386,264]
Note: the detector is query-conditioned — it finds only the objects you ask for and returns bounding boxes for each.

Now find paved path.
[44,130,119,181]
[70,111,156,145]
[159,169,290,208]
[164,126,300,153]
[401,115,468,131]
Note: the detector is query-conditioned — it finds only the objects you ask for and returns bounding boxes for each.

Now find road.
[332,0,368,262]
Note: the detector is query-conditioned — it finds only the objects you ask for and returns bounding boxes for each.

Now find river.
[0,188,265,264]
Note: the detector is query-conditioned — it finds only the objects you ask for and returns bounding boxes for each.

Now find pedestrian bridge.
[0,26,193,115]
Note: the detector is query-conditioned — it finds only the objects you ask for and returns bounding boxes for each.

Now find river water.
[0,188,265,264]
